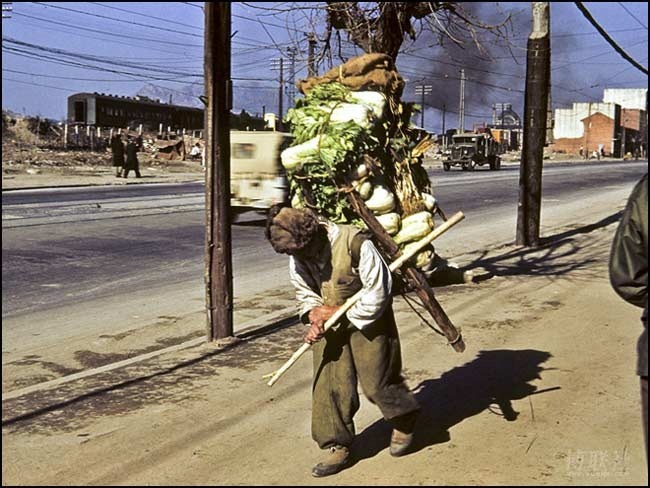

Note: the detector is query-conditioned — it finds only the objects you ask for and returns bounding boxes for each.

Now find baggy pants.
[311,307,420,449]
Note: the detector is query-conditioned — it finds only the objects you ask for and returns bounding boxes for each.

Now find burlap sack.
[297,53,404,97]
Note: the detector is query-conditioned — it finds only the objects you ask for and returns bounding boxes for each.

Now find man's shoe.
[390,411,418,457]
[311,445,350,477]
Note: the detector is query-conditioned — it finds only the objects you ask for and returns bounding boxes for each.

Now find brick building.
[551,88,647,157]
[621,108,647,156]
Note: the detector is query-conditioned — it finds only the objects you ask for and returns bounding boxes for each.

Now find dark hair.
[265,205,320,255]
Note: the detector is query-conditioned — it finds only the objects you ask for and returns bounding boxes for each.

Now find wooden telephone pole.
[458,69,466,132]
[204,3,234,340]
[307,32,317,77]
[516,2,550,247]
[270,58,285,130]
[414,84,432,128]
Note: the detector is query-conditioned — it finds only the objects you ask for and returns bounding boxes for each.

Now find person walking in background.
[609,173,648,465]
[265,205,420,477]
[122,136,142,178]
[110,134,125,177]
[190,142,202,161]
[135,134,144,151]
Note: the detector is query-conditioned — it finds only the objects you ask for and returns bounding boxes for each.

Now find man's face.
[293,229,324,260]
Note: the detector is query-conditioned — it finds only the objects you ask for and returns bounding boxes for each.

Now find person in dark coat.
[122,137,142,178]
[110,135,125,177]
[609,173,648,465]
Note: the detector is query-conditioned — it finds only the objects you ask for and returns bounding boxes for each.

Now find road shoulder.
[2,195,647,485]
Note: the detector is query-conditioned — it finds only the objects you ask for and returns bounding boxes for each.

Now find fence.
[62,123,204,154]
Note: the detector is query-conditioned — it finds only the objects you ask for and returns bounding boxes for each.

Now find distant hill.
[137,82,289,119]
[136,83,203,109]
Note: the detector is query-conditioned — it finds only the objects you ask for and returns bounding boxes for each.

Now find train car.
[67,92,204,130]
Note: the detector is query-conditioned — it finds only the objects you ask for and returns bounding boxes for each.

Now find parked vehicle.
[230,131,292,213]
[443,132,502,171]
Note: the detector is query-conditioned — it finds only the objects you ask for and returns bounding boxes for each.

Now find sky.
[1,2,648,133]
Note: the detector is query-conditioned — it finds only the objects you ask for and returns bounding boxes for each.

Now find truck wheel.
[443,163,451,171]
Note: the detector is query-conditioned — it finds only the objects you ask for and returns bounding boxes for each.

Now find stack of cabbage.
[281,80,438,272]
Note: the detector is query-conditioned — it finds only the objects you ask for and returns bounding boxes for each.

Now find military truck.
[443,132,502,171]
[230,131,292,215]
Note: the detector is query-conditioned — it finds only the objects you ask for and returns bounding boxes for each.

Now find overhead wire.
[6,2,647,120]
[90,2,204,31]
[574,2,648,75]
[617,2,647,30]
[32,2,203,39]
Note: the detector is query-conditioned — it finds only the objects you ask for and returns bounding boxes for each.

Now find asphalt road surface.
[2,160,646,344]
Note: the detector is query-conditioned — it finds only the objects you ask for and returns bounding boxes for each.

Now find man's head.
[265,205,324,259]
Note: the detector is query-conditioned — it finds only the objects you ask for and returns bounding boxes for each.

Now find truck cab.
[443,132,501,171]
[230,131,292,213]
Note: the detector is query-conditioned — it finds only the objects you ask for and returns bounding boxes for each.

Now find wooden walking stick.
[346,192,465,354]
[264,211,465,386]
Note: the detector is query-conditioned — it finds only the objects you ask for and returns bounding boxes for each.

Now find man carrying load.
[265,204,421,477]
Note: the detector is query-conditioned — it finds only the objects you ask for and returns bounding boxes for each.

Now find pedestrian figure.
[122,137,142,178]
[190,142,202,160]
[579,145,584,157]
[110,134,125,177]
[609,173,648,466]
[265,205,420,477]
[135,134,144,151]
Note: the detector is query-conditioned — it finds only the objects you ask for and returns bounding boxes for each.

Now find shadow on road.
[351,348,556,463]
[464,211,623,281]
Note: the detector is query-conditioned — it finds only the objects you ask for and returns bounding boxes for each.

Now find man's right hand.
[304,321,325,344]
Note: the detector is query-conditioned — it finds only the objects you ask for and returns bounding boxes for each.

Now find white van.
[229,131,292,213]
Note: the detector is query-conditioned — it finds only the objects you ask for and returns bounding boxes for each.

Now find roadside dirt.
[2,134,204,190]
[2,187,647,485]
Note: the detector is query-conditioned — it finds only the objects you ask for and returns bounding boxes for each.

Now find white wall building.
[603,88,648,110]
[553,102,618,139]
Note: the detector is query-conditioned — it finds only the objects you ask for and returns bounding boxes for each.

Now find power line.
[552,38,647,71]
[13,10,282,55]
[12,12,202,49]
[2,77,79,93]
[574,2,648,75]
[91,2,203,31]
[182,2,203,10]
[618,2,647,30]
[32,2,202,38]
[3,46,200,83]
[3,68,176,83]
[3,37,201,77]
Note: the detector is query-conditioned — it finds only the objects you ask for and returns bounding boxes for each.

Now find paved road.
[2,160,646,337]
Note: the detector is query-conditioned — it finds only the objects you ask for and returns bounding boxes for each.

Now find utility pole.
[516,2,550,247]
[286,47,297,111]
[458,69,466,132]
[204,2,233,340]
[307,32,317,77]
[442,104,446,148]
[414,84,432,128]
[270,58,284,130]
[585,101,592,159]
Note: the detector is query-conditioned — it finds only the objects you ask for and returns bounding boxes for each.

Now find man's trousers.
[311,307,420,448]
